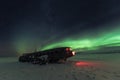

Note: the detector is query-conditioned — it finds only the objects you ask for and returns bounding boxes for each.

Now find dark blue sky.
[0,0,120,56]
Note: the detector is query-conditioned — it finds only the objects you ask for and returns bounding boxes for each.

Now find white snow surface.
[0,53,120,80]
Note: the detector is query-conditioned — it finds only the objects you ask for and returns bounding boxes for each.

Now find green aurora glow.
[41,29,120,51]
[15,27,120,54]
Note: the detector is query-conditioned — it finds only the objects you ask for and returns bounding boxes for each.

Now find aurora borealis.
[0,0,120,56]
[41,27,120,51]
[14,26,120,54]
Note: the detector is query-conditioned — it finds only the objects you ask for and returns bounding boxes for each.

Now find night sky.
[0,0,120,56]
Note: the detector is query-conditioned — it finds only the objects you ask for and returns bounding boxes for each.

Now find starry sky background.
[0,0,120,56]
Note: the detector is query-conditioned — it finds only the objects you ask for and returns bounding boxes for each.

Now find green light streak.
[94,31,120,46]
[41,29,120,51]
[41,39,95,50]
[15,27,120,54]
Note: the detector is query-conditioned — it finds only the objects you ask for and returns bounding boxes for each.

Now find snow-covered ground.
[0,53,120,80]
